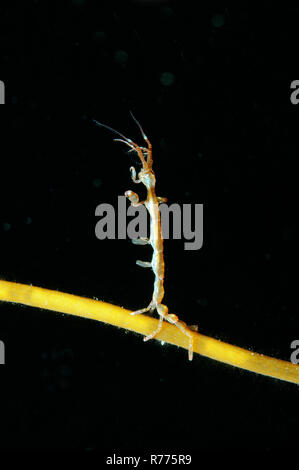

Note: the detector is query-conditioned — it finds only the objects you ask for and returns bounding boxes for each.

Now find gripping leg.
[156,304,195,361]
[125,190,145,207]
[131,301,155,316]
[143,315,164,342]
[136,260,152,268]
[131,238,150,245]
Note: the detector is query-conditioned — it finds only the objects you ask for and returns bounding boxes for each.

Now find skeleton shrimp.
[94,113,197,360]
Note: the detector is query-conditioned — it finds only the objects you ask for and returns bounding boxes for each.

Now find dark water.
[0,1,298,453]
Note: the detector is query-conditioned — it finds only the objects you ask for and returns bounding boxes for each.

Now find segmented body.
[146,186,165,305]
[94,115,196,360]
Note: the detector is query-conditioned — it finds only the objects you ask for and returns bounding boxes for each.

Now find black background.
[0,0,298,453]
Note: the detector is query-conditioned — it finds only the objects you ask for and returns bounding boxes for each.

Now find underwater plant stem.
[0,280,298,385]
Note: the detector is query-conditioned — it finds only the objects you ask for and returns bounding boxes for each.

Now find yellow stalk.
[0,280,298,385]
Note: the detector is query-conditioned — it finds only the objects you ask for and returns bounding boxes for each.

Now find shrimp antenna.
[93,116,148,168]
[129,111,148,141]
[92,119,131,143]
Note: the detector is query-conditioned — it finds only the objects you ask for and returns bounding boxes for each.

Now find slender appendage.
[130,302,155,316]
[144,315,164,342]
[1,281,299,384]
[130,167,141,184]
[131,238,149,245]
[128,111,153,166]
[157,304,194,361]
[136,261,152,268]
